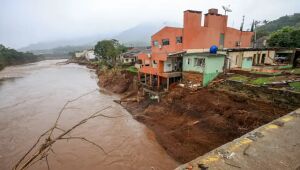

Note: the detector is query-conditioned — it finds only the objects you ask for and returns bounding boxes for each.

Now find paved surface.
[176,108,300,170]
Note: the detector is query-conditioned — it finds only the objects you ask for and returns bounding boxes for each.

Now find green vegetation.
[289,82,300,92]
[250,71,282,76]
[286,68,300,75]
[256,13,300,39]
[277,65,293,70]
[268,27,300,47]
[249,77,277,85]
[0,44,42,70]
[94,39,127,66]
[126,66,138,74]
[228,75,249,82]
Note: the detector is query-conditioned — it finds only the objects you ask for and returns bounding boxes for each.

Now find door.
[236,55,243,67]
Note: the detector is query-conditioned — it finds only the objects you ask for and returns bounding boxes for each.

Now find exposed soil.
[97,69,135,94]
[68,57,136,94]
[125,87,293,163]
[70,59,296,164]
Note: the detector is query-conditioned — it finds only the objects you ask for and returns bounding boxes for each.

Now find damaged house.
[137,8,253,90]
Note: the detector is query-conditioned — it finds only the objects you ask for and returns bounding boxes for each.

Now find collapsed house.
[137,8,254,90]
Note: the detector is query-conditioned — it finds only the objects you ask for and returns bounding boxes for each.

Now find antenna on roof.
[222,5,232,15]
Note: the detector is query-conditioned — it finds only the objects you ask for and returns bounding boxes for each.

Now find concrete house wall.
[228,50,276,69]
[182,53,225,86]
[203,55,225,86]
[183,55,205,73]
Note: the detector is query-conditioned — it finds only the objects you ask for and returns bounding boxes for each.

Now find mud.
[125,87,293,163]
[97,69,135,94]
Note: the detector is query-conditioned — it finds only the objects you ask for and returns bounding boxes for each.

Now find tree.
[290,29,300,47]
[0,44,41,70]
[268,27,300,47]
[94,39,127,66]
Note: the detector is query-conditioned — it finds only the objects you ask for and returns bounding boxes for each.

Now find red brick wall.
[151,27,183,54]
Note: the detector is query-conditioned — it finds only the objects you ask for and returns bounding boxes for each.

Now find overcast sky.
[1,0,299,49]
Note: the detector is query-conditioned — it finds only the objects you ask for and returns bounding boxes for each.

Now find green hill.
[256,13,300,39]
[0,44,43,70]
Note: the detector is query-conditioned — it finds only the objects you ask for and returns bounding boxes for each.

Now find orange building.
[138,8,254,90]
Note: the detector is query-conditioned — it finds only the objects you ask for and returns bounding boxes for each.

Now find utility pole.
[253,20,260,48]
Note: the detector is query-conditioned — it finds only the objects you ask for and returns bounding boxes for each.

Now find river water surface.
[0,60,178,170]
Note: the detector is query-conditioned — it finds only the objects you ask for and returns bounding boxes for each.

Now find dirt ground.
[125,87,294,163]
[97,69,135,94]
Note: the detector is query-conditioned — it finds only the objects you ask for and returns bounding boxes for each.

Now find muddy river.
[0,60,178,170]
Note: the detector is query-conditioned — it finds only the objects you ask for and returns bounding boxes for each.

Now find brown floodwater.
[0,60,178,170]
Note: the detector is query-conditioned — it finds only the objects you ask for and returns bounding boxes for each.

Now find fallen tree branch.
[59,137,107,154]
[12,89,121,170]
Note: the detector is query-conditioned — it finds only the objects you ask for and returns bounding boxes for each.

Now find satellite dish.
[222,5,232,15]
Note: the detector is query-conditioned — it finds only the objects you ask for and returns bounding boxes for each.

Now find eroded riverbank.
[67,58,299,166]
[0,60,178,170]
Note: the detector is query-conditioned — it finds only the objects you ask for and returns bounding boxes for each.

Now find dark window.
[162,39,170,46]
[253,54,256,64]
[153,40,159,47]
[176,36,183,44]
[187,58,190,65]
[261,54,266,64]
[194,58,205,67]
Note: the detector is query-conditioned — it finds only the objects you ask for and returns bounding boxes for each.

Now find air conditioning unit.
[158,45,162,49]
[147,54,151,58]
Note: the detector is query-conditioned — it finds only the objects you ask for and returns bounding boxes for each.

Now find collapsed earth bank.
[70,58,297,164]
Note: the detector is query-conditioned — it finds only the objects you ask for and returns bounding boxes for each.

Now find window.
[261,54,266,64]
[176,36,183,44]
[153,60,157,64]
[153,40,159,47]
[162,39,170,46]
[236,41,241,47]
[187,58,190,65]
[194,58,205,67]
[253,54,256,64]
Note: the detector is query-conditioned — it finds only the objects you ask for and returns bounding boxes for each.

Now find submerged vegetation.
[0,44,42,70]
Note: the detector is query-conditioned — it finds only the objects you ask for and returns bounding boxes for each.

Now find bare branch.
[13,89,123,170]
[45,156,50,170]
[54,127,66,133]
[14,106,114,170]
[59,137,107,154]
[48,89,98,138]
[13,128,52,169]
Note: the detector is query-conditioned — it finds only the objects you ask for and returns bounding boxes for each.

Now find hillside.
[114,22,180,47]
[0,44,43,70]
[256,13,300,38]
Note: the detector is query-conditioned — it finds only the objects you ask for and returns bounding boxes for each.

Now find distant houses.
[118,47,150,65]
[74,49,96,61]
